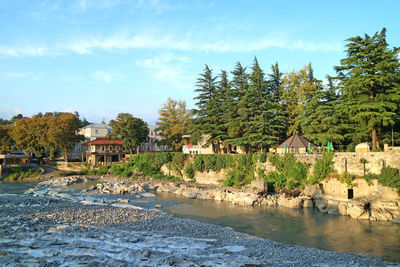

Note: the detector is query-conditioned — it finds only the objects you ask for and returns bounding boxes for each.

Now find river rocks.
[346,201,368,219]
[277,195,304,208]
[38,176,95,187]
[303,199,314,208]
[338,203,347,215]
[154,204,162,208]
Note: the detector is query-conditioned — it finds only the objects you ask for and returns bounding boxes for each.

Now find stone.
[315,199,327,212]
[277,196,304,208]
[346,203,366,219]
[370,208,393,221]
[303,199,314,208]
[326,205,338,215]
[154,204,162,209]
[118,199,130,204]
[338,203,347,215]
[394,218,400,225]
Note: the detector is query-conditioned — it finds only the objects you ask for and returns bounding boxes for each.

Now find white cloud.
[5,72,41,80]
[0,46,48,57]
[0,33,342,58]
[136,53,194,91]
[91,70,123,83]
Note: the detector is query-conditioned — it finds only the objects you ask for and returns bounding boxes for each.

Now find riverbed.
[1,180,399,265]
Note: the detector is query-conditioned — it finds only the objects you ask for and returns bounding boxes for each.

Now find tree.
[298,75,346,147]
[0,125,13,154]
[109,113,149,154]
[335,28,400,149]
[242,57,284,151]
[157,98,192,151]
[49,113,84,160]
[226,62,249,150]
[192,65,223,153]
[280,64,319,135]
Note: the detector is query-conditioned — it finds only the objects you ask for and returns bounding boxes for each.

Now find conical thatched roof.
[277,134,317,148]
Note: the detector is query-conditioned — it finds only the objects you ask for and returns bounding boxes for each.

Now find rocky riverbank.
[74,175,400,223]
[0,186,392,266]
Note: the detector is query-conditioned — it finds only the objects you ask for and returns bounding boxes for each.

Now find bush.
[267,171,286,190]
[378,167,400,193]
[310,152,334,184]
[259,152,267,163]
[371,148,383,152]
[194,155,205,172]
[184,163,195,180]
[204,154,217,172]
[340,173,355,188]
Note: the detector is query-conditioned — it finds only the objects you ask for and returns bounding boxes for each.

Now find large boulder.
[277,195,304,208]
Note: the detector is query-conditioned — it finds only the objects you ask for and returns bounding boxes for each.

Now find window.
[95,129,98,134]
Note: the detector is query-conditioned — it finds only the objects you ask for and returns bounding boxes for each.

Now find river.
[1,181,400,262]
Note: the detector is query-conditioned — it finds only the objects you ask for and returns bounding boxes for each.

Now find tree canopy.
[157,98,192,151]
[108,113,149,154]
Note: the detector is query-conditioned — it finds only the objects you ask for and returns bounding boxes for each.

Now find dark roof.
[86,138,122,145]
[277,134,317,148]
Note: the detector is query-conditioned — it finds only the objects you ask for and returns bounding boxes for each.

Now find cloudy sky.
[1,0,399,124]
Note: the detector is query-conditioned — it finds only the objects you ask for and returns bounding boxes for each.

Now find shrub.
[259,152,267,163]
[267,171,286,190]
[194,155,205,172]
[171,153,187,174]
[286,178,296,190]
[340,173,355,188]
[204,154,217,172]
[371,148,383,152]
[184,163,195,180]
[378,167,400,193]
[96,165,108,175]
[310,152,334,184]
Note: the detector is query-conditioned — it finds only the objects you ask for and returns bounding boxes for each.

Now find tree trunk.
[372,127,378,150]
[227,144,231,154]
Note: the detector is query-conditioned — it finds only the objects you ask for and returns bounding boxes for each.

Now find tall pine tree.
[335,28,400,149]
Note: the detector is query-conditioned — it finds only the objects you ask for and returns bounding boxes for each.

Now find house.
[276,134,317,154]
[83,138,129,166]
[0,150,31,165]
[140,125,169,152]
[72,123,112,159]
[182,135,245,154]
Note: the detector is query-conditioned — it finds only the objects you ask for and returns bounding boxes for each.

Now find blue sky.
[1,0,399,124]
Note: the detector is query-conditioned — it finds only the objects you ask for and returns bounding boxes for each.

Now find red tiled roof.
[86,138,123,145]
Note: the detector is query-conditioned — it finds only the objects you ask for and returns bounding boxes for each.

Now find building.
[72,123,112,159]
[276,134,318,154]
[0,150,31,165]
[84,138,128,166]
[140,125,169,152]
[182,135,245,154]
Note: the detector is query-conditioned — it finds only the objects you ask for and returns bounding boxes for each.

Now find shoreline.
[0,187,392,266]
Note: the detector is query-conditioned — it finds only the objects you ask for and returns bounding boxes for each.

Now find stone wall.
[320,178,399,201]
[333,151,400,176]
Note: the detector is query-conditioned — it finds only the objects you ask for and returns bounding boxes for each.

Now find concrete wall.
[333,151,400,176]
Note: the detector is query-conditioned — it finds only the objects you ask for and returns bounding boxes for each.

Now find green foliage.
[267,171,286,190]
[171,153,187,174]
[340,173,356,188]
[378,167,400,193]
[184,163,195,180]
[204,154,217,172]
[259,152,267,163]
[56,170,78,177]
[193,155,205,172]
[3,166,40,180]
[108,113,149,153]
[309,152,335,184]
[267,153,309,190]
[371,148,383,152]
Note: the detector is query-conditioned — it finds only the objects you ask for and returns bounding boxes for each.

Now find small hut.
[276,134,317,154]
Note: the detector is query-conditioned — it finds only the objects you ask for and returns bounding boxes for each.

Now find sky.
[1,0,400,125]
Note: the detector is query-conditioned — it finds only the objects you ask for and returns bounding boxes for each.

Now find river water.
[1,181,400,262]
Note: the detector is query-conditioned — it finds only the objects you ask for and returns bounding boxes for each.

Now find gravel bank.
[0,192,392,266]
